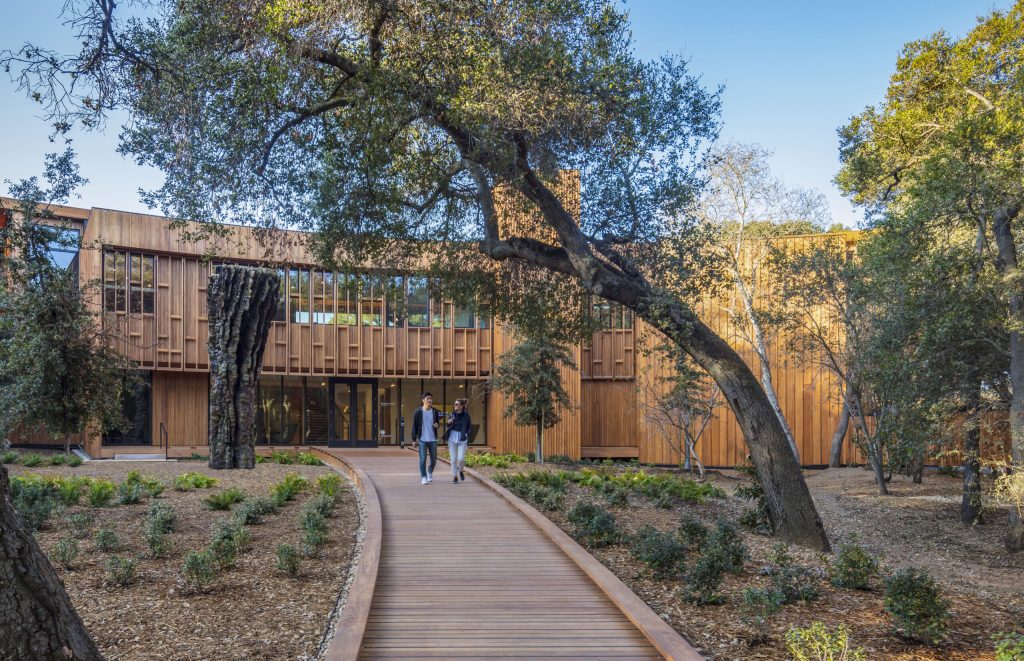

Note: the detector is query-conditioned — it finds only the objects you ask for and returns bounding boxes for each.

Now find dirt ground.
[9,457,359,661]
[475,461,1024,661]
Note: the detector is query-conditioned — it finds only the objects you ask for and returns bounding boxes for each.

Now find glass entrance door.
[328,379,378,447]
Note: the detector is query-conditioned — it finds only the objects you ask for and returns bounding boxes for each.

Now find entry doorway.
[328,379,378,447]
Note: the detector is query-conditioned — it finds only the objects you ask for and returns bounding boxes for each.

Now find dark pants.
[418,441,437,478]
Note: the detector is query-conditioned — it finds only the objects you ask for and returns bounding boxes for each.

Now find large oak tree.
[3,0,829,548]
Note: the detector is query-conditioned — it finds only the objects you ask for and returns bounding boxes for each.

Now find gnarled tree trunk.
[829,389,851,468]
[0,463,103,660]
[207,266,280,470]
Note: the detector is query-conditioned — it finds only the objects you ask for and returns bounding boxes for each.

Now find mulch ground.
[474,461,1024,661]
[10,458,359,661]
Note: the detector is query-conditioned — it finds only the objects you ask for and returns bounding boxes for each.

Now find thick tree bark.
[993,206,1024,551]
[0,463,103,660]
[829,389,851,467]
[207,266,280,470]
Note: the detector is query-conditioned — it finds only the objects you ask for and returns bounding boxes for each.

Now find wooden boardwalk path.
[321,448,674,660]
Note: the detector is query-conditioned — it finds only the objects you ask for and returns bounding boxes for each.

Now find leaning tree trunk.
[0,463,103,660]
[829,389,851,468]
[993,206,1024,551]
[207,266,280,470]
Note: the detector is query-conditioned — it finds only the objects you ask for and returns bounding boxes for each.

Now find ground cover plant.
[6,458,359,660]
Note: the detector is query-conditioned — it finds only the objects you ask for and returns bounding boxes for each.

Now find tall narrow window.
[407,276,429,327]
[360,275,382,326]
[385,276,405,328]
[477,303,491,329]
[453,299,475,328]
[129,254,155,314]
[430,280,450,329]
[290,269,310,324]
[103,249,131,313]
[336,273,359,325]
[274,268,287,322]
[312,270,335,324]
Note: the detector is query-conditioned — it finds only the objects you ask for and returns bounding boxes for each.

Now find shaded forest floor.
[9,458,359,661]
[475,460,1023,660]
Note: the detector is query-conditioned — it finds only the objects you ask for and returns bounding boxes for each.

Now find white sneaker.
[427,473,433,483]
[421,477,428,485]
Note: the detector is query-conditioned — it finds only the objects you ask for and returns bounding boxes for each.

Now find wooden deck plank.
[322,449,670,660]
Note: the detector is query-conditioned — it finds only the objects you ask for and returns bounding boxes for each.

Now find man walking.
[412,392,441,485]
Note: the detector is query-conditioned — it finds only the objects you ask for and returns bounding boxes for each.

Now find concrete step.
[112,453,168,461]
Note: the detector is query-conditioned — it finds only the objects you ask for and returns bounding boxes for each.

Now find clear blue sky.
[0,0,1011,226]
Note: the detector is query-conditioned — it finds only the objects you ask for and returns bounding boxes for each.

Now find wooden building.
[2,190,862,466]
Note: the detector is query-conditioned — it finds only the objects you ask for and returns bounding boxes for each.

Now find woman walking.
[446,398,472,484]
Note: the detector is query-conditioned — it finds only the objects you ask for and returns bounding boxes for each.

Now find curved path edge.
[312,448,383,661]
[465,465,706,661]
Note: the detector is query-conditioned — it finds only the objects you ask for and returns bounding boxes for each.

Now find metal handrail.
[159,422,168,461]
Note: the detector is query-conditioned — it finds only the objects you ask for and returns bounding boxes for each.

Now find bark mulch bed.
[474,460,1023,661]
[10,458,359,661]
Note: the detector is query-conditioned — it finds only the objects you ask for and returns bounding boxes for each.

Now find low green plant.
[269,450,295,464]
[566,501,619,547]
[546,454,574,464]
[141,477,165,498]
[317,473,343,499]
[270,482,298,506]
[463,452,528,469]
[785,622,866,661]
[145,501,177,535]
[124,470,144,486]
[249,496,279,515]
[296,452,323,466]
[883,568,949,643]
[117,481,145,505]
[105,556,137,587]
[684,549,728,605]
[86,479,116,507]
[203,487,247,510]
[994,631,1024,661]
[232,500,264,525]
[630,526,686,578]
[11,474,59,531]
[173,472,218,491]
[21,453,44,467]
[207,521,252,570]
[66,455,83,467]
[765,543,819,604]
[493,473,565,511]
[55,476,86,505]
[93,526,121,552]
[145,529,173,558]
[706,521,747,574]
[186,452,209,461]
[830,541,879,590]
[740,586,785,631]
[276,543,301,576]
[735,460,773,534]
[597,481,629,507]
[65,511,94,538]
[49,453,68,466]
[52,537,80,570]
[180,550,217,592]
[678,517,709,549]
[0,450,19,464]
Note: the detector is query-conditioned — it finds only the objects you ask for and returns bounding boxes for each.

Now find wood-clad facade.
[10,187,868,466]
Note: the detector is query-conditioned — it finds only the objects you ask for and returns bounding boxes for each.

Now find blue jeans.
[418,441,437,478]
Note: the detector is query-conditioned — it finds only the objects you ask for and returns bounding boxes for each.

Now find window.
[477,303,492,329]
[336,273,359,326]
[274,269,287,322]
[406,276,429,327]
[360,275,383,326]
[312,270,335,324]
[590,298,632,330]
[104,249,153,314]
[430,280,450,329]
[385,276,405,328]
[38,226,80,271]
[453,300,475,328]
[289,269,310,324]
[103,372,152,445]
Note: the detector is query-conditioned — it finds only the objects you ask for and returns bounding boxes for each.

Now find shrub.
[11,475,59,531]
[173,472,218,491]
[0,450,19,464]
[66,454,84,467]
[317,474,343,499]
[270,450,295,464]
[785,622,866,661]
[994,632,1024,661]
[630,526,686,578]
[49,453,68,466]
[740,587,785,631]
[145,529,173,558]
[276,543,301,576]
[93,527,122,552]
[232,500,264,525]
[883,568,949,643]
[296,452,323,466]
[248,496,279,515]
[180,550,217,592]
[87,479,116,507]
[203,487,247,510]
[65,511,94,538]
[127,472,165,498]
[56,477,86,506]
[706,521,747,574]
[678,517,710,549]
[52,537,80,570]
[270,482,299,506]
[208,521,252,570]
[830,542,879,590]
[105,556,137,587]
[598,482,629,507]
[735,460,773,534]
[766,543,819,604]
[117,481,145,505]
[145,501,178,535]
[307,493,336,519]
[493,473,564,510]
[21,453,44,467]
[124,470,144,486]
[463,452,528,468]
[566,501,619,547]
[684,551,727,605]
